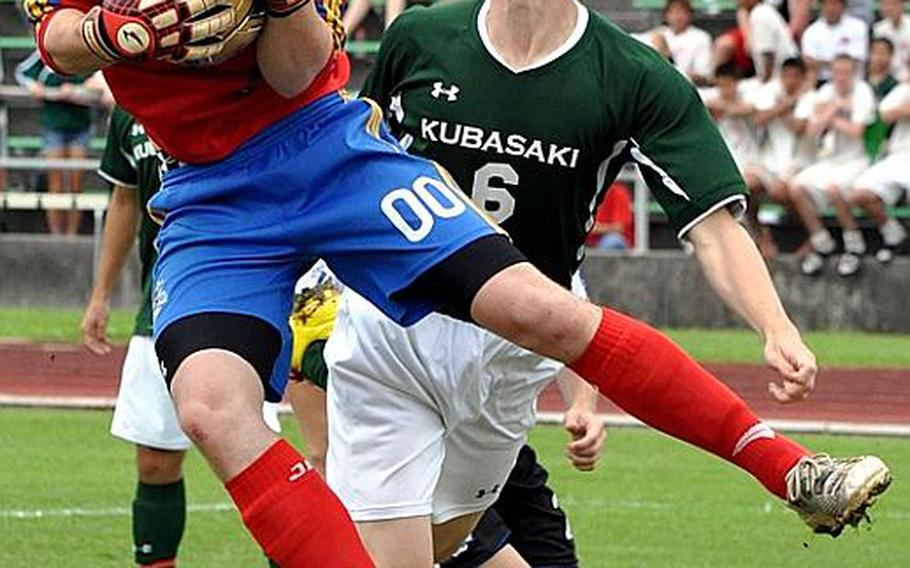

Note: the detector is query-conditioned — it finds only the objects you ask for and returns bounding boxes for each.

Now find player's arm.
[257,1,335,98]
[628,54,816,403]
[556,369,605,472]
[83,109,140,355]
[82,185,139,355]
[37,9,108,75]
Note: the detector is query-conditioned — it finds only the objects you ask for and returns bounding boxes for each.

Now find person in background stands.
[657,0,713,85]
[703,63,760,176]
[737,0,799,84]
[586,183,635,252]
[801,0,869,85]
[14,50,97,235]
[788,55,877,276]
[874,0,910,82]
[865,37,900,160]
[744,57,815,258]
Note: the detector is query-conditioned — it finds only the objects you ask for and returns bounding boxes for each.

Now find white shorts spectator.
[793,158,869,208]
[111,336,281,450]
[853,154,910,206]
[324,290,563,524]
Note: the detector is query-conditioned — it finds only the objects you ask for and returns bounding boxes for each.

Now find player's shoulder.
[587,11,669,73]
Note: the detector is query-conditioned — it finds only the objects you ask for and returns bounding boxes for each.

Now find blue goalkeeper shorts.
[148,92,499,400]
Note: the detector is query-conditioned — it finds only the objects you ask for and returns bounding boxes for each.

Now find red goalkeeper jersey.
[33,0,350,164]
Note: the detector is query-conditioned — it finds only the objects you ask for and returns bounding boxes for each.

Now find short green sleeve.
[301,340,329,390]
[628,60,747,239]
[360,11,418,113]
[98,107,139,189]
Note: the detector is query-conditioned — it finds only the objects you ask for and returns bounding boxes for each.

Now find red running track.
[1,343,909,427]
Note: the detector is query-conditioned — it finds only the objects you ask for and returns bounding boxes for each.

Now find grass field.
[0,409,908,567]
[2,307,909,367]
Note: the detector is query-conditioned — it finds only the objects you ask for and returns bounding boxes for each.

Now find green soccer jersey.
[98,107,162,337]
[362,0,747,287]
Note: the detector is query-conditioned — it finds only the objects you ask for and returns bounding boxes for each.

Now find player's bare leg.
[467,261,890,536]
[288,380,329,476]
[433,512,486,563]
[356,517,435,567]
[136,446,185,485]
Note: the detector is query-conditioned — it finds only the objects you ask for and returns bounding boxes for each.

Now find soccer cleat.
[786,454,892,537]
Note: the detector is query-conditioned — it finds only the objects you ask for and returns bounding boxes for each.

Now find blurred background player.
[788,54,877,276]
[81,107,280,568]
[873,0,910,82]
[287,263,602,568]
[849,67,910,263]
[801,0,869,85]
[14,50,97,235]
[744,57,815,258]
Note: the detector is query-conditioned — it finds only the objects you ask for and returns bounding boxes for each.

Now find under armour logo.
[289,461,312,482]
[474,484,500,499]
[431,81,460,102]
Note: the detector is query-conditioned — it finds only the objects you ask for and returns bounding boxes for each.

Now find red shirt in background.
[586,182,634,248]
[39,0,350,164]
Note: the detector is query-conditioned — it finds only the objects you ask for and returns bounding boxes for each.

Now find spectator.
[788,55,877,276]
[850,74,910,263]
[864,38,899,159]
[657,0,713,85]
[738,0,799,83]
[586,183,634,251]
[703,63,760,175]
[14,51,96,235]
[744,57,815,257]
[801,0,869,85]
[713,8,756,79]
[873,0,910,82]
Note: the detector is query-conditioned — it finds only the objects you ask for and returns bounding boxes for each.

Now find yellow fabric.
[289,284,340,375]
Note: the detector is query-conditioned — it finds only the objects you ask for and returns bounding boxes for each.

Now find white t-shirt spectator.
[879,83,910,154]
[874,15,910,81]
[701,82,762,171]
[797,81,876,160]
[752,80,816,174]
[802,15,869,81]
[749,3,799,79]
[659,25,713,81]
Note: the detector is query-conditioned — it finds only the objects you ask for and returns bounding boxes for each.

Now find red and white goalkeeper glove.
[80,0,238,63]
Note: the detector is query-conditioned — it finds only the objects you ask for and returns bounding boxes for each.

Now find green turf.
[0,409,907,566]
[2,307,908,367]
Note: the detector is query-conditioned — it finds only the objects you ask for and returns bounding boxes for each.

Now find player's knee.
[136,446,185,484]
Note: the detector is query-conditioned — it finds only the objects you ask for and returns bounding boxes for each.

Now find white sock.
[842,230,866,255]
[881,220,907,247]
[810,230,836,254]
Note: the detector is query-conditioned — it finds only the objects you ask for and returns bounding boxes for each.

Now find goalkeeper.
[288,262,604,568]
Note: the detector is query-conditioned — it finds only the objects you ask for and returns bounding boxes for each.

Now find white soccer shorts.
[853,154,910,206]
[324,290,564,525]
[111,336,281,450]
[793,157,869,209]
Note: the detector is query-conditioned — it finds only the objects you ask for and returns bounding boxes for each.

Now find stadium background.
[0,0,908,566]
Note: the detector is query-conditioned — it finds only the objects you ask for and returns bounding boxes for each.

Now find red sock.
[225,440,373,567]
[570,308,808,499]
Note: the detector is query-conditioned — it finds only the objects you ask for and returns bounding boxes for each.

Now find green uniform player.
[321,2,889,566]
[362,0,747,288]
[82,108,282,567]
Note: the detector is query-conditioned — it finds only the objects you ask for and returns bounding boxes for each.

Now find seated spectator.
[802,0,869,85]
[703,64,760,175]
[744,57,815,257]
[850,74,910,263]
[865,37,900,158]
[713,7,756,79]
[788,55,877,276]
[737,0,799,83]
[586,183,634,252]
[656,0,713,85]
[14,51,96,235]
[873,0,910,82]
